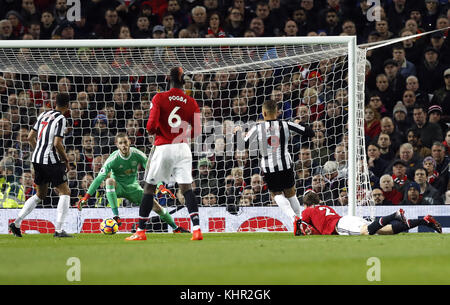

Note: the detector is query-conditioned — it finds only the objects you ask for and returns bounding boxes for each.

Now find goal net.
[0,37,373,234]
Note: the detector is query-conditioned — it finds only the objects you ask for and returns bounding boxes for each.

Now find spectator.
[380,116,405,153]
[389,159,412,194]
[375,18,394,40]
[320,8,341,36]
[373,73,396,112]
[200,191,218,206]
[0,118,12,159]
[392,43,417,79]
[309,174,332,205]
[224,7,245,37]
[444,129,450,156]
[431,141,449,194]
[194,157,218,198]
[336,187,348,206]
[399,29,423,66]
[367,143,389,178]
[290,6,309,36]
[372,187,393,205]
[383,58,406,101]
[167,0,189,29]
[427,105,447,134]
[311,130,331,167]
[411,105,443,148]
[27,19,41,40]
[152,24,165,39]
[6,10,25,38]
[422,156,443,192]
[422,0,442,31]
[125,118,148,152]
[161,12,179,38]
[217,174,238,207]
[416,46,447,94]
[406,128,431,160]
[301,87,323,122]
[398,142,423,177]
[379,174,403,205]
[364,105,381,143]
[19,170,35,201]
[413,167,443,205]
[191,5,208,37]
[333,143,348,177]
[322,160,345,205]
[79,134,98,173]
[283,19,299,37]
[132,14,152,38]
[20,0,40,26]
[405,75,430,107]
[40,10,57,39]
[430,31,445,54]
[430,68,450,125]
[248,17,265,37]
[367,93,388,117]
[400,182,425,205]
[0,19,16,40]
[94,8,122,39]
[300,0,318,30]
[386,0,409,35]
[250,173,270,206]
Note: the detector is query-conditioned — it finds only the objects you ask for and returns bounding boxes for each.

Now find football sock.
[138,194,154,230]
[274,194,296,221]
[287,195,301,217]
[106,185,119,216]
[156,206,177,229]
[390,218,428,234]
[183,189,200,227]
[14,194,42,227]
[367,212,397,235]
[408,218,427,228]
[56,195,70,232]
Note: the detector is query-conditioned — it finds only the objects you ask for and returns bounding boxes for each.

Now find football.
[100,218,119,235]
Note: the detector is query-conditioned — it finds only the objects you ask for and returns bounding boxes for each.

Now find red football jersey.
[301,205,342,235]
[146,87,201,146]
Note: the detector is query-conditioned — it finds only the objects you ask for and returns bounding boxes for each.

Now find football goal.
[0,37,374,234]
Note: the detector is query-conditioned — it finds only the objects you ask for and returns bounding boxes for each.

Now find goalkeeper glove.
[76,193,90,211]
[156,183,176,199]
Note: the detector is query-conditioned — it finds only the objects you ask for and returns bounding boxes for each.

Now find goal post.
[0,36,373,234]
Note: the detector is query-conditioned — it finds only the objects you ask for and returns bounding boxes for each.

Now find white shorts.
[335,215,370,235]
[144,143,193,185]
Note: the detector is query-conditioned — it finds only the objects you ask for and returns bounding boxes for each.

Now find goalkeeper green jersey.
[87,147,147,196]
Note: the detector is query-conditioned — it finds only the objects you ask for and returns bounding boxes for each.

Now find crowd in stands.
[0,0,450,211]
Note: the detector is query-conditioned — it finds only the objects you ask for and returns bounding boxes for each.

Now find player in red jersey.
[126,66,203,241]
[295,190,442,235]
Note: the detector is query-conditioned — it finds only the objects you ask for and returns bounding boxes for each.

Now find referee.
[236,99,315,231]
[10,93,73,238]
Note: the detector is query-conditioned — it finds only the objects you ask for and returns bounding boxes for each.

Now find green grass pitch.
[1,232,449,285]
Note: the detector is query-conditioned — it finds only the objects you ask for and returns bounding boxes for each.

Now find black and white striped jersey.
[243,120,314,174]
[31,110,67,165]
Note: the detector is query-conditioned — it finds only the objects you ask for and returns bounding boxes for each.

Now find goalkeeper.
[76,133,189,233]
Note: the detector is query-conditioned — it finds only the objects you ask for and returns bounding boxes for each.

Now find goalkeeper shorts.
[115,182,143,205]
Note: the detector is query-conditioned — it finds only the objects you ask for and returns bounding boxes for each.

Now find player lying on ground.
[235,99,315,233]
[295,190,442,236]
[76,133,189,233]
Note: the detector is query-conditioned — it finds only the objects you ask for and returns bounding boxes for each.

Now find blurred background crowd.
[0,0,449,212]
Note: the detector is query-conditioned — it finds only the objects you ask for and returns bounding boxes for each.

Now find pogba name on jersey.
[168,95,187,103]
